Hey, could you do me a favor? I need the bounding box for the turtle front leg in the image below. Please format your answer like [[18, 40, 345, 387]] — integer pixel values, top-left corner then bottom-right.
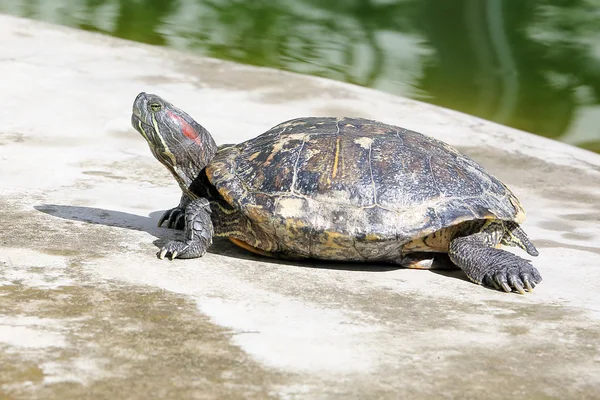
[[448, 231, 542, 294], [159, 198, 213, 259]]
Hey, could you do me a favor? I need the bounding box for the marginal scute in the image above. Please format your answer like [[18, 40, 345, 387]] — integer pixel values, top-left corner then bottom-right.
[[509, 195, 526, 223], [206, 116, 526, 260]]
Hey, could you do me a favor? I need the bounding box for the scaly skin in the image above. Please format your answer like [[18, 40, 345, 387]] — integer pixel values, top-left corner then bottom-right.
[[448, 221, 542, 294], [159, 198, 213, 259], [502, 221, 540, 256]]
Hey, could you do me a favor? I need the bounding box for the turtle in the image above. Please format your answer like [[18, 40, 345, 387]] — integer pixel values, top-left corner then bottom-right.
[[131, 92, 542, 294]]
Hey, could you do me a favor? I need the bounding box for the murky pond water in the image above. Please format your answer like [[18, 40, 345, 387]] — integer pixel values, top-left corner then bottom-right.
[[2, 0, 599, 152]]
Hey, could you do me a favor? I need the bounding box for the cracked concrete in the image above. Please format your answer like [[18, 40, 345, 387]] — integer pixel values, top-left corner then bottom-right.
[[1, 14, 600, 399]]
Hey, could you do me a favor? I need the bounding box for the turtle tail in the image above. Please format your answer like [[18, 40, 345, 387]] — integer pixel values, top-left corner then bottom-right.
[[502, 221, 539, 257]]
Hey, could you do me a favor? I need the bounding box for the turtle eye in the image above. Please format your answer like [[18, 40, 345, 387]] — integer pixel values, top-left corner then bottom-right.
[[150, 102, 162, 112]]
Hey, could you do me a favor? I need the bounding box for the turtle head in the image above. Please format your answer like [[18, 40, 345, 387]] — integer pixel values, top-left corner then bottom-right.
[[132, 92, 217, 189]]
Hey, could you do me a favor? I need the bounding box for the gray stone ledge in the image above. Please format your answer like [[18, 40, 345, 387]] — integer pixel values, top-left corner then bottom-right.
[[1, 14, 599, 400]]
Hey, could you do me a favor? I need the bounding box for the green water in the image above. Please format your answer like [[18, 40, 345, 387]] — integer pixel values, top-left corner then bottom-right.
[[2, 0, 600, 152]]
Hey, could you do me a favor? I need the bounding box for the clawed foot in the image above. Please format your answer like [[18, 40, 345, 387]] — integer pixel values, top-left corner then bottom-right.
[[479, 254, 542, 294], [158, 207, 185, 230], [450, 234, 543, 295], [155, 198, 214, 260], [158, 239, 208, 260]]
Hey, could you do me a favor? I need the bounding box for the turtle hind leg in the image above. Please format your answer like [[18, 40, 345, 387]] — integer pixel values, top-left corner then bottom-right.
[[501, 221, 539, 256], [448, 225, 542, 294]]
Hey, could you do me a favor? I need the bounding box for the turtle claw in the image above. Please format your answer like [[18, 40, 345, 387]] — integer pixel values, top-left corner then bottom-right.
[[172, 213, 185, 229], [483, 275, 500, 290], [157, 240, 198, 260], [513, 281, 526, 295], [500, 281, 512, 293], [524, 278, 534, 292], [508, 274, 527, 295], [159, 248, 168, 259], [158, 215, 166, 228], [483, 262, 541, 294], [158, 207, 185, 230], [157, 210, 172, 227], [154, 198, 213, 260], [455, 244, 542, 294]]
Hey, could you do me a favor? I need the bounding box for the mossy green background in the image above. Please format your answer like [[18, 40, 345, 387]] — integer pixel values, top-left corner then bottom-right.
[[2, 0, 599, 152]]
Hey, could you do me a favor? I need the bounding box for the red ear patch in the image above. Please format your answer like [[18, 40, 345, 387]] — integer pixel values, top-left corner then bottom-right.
[[167, 110, 202, 145]]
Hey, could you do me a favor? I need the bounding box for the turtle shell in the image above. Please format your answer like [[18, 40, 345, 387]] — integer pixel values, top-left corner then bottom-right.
[[206, 117, 525, 260]]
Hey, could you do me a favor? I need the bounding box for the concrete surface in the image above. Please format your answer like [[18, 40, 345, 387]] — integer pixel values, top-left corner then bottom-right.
[[1, 14, 600, 399]]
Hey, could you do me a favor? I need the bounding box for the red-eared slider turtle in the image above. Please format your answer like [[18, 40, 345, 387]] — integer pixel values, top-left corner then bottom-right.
[[131, 92, 541, 294]]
